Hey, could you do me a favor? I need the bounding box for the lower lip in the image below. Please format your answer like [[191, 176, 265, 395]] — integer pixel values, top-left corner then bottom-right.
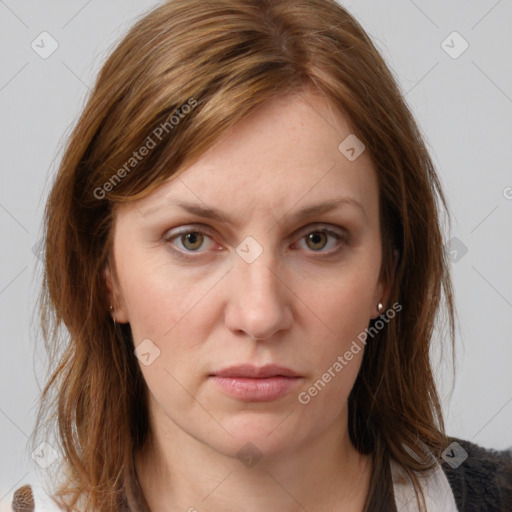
[[210, 376, 301, 401]]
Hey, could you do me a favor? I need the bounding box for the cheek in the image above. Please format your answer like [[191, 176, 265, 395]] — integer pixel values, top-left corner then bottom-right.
[[122, 277, 179, 343], [120, 269, 223, 389], [296, 263, 378, 391], [295, 309, 365, 423], [115, 249, 204, 342], [311, 267, 378, 338]]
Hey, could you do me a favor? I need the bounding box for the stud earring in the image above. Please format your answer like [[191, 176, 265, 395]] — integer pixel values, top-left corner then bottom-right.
[[109, 304, 116, 324], [377, 302, 384, 313]]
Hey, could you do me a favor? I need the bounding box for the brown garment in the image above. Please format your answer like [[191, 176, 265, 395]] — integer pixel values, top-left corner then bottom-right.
[[11, 484, 35, 512]]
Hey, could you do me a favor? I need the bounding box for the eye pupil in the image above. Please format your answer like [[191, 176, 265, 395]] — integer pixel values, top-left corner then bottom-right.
[[182, 232, 203, 250], [307, 231, 327, 250]]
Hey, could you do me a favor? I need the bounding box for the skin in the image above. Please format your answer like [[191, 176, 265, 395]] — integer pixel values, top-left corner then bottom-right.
[[105, 88, 393, 512]]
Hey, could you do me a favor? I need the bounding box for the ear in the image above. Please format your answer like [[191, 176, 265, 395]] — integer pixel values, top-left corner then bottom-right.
[[371, 248, 399, 319], [103, 262, 130, 324]]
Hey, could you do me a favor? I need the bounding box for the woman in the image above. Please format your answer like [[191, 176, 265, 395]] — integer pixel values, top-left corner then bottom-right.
[[12, 0, 511, 510]]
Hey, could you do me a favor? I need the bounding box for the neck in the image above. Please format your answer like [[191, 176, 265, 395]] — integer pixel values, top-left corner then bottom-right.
[[134, 407, 373, 512]]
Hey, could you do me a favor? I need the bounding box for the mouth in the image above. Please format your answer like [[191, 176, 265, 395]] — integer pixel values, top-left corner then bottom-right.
[[212, 364, 301, 379], [209, 364, 302, 402]]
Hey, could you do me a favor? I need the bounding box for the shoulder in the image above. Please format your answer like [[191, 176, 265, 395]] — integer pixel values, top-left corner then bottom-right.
[[11, 483, 62, 511], [440, 437, 512, 512]]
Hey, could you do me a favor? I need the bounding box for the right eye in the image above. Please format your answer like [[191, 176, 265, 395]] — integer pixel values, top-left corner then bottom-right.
[[163, 227, 220, 259]]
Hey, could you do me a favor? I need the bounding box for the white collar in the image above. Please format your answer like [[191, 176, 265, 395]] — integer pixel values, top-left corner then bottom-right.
[[29, 484, 61, 511], [391, 458, 459, 511]]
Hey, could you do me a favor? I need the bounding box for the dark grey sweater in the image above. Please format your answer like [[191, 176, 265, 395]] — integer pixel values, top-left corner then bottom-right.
[[438, 438, 512, 512], [366, 437, 512, 511]]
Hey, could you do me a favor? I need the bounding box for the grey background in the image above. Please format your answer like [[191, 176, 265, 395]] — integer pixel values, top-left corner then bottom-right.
[[1, 0, 511, 506]]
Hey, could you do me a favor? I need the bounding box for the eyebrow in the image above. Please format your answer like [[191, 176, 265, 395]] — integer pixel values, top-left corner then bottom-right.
[[142, 197, 367, 225]]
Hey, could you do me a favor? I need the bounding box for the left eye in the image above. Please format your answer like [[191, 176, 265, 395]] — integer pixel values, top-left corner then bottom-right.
[[294, 229, 343, 252]]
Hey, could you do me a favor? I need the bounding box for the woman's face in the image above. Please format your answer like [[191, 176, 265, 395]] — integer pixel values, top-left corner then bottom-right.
[[106, 90, 388, 460]]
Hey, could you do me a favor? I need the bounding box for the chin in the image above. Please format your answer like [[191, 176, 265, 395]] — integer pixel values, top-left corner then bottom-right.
[[213, 411, 304, 460]]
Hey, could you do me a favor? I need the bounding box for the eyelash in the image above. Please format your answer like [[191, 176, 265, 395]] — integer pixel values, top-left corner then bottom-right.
[[163, 224, 349, 260]]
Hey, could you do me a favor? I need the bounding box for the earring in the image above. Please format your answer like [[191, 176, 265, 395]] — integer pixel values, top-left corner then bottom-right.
[[109, 304, 116, 324], [377, 302, 384, 313]]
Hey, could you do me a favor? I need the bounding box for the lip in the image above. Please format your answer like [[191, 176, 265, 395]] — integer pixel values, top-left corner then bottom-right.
[[212, 364, 301, 378], [210, 364, 302, 402]]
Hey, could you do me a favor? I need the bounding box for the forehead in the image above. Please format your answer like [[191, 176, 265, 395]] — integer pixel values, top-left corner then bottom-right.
[[132, 90, 379, 225]]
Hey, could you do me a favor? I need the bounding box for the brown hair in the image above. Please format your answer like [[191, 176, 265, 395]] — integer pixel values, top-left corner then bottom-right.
[[33, 0, 455, 510]]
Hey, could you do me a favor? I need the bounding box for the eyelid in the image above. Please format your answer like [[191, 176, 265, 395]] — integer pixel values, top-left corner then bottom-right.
[[164, 222, 348, 239], [296, 222, 348, 238]]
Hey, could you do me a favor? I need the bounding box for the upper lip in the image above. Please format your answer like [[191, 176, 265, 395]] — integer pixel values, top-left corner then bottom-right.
[[211, 364, 301, 378]]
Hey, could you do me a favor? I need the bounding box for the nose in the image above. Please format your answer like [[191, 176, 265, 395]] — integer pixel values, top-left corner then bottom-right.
[[224, 249, 293, 341]]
